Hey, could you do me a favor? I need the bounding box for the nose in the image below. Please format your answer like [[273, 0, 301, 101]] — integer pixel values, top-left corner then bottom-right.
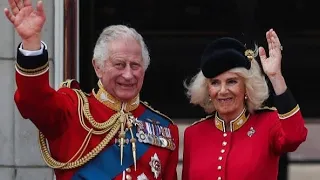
[[219, 84, 228, 94], [122, 66, 134, 80]]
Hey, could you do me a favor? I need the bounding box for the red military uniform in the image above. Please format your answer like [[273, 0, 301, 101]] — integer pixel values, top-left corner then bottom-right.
[[14, 45, 179, 180], [182, 90, 307, 180]]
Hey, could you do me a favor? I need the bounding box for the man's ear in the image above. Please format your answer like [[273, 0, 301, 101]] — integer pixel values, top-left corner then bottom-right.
[[92, 59, 103, 78]]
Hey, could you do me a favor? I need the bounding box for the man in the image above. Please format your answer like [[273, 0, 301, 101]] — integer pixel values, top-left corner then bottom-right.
[[4, 0, 179, 179]]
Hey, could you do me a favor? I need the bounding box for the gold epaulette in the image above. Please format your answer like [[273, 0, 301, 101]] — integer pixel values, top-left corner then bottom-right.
[[39, 88, 121, 169], [191, 114, 214, 126], [140, 101, 175, 124], [256, 106, 277, 112], [59, 79, 89, 96], [59, 79, 80, 89]]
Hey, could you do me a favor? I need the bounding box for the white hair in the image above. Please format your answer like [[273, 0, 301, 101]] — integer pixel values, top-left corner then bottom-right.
[[93, 25, 150, 70], [184, 57, 269, 114]]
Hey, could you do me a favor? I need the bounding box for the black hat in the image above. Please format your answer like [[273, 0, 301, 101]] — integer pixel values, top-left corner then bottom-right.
[[200, 37, 252, 78]]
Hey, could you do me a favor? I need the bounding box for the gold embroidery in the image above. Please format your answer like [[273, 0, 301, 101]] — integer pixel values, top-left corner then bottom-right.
[[16, 61, 49, 73], [215, 108, 249, 132], [278, 105, 300, 119], [59, 79, 76, 88], [191, 115, 213, 126], [15, 62, 49, 76], [92, 80, 139, 112]]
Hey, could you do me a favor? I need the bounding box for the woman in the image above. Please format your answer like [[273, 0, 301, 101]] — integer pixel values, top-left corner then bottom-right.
[[182, 29, 307, 180]]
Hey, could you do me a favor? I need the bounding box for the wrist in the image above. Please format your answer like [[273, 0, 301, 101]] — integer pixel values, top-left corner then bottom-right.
[[267, 72, 283, 81], [269, 74, 287, 95], [22, 35, 41, 51]]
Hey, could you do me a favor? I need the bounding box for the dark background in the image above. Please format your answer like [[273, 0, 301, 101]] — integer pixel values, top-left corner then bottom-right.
[[78, 1, 319, 179], [79, 0, 320, 119]]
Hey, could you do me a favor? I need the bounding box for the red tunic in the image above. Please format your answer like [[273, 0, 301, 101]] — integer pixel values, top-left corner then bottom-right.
[[182, 91, 307, 180], [14, 45, 179, 180]]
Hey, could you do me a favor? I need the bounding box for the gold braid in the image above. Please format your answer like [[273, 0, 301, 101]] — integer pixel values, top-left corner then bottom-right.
[[38, 89, 121, 169], [80, 89, 119, 130]]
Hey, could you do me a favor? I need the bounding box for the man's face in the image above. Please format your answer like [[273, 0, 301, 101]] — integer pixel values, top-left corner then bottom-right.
[[93, 37, 145, 102]]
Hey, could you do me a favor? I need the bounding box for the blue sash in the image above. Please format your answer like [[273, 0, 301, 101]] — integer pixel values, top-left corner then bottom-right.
[[72, 108, 170, 180]]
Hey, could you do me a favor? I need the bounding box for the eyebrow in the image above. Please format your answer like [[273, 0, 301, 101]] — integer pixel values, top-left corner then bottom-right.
[[110, 58, 143, 66], [211, 76, 239, 81], [227, 77, 239, 80]]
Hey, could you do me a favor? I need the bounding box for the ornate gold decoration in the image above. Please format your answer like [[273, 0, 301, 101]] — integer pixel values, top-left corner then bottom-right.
[[215, 108, 249, 132], [245, 49, 254, 61], [92, 80, 139, 112], [38, 89, 121, 169], [39, 86, 140, 170], [15, 61, 49, 76], [278, 104, 300, 119]]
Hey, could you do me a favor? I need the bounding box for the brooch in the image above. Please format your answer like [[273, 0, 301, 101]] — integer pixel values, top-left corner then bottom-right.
[[149, 153, 161, 179], [247, 127, 256, 137]]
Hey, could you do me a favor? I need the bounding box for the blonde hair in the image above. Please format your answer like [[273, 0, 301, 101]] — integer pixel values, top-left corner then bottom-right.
[[185, 57, 269, 114]]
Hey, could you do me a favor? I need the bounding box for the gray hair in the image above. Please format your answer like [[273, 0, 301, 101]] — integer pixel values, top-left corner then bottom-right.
[[185, 56, 269, 114], [93, 25, 150, 70]]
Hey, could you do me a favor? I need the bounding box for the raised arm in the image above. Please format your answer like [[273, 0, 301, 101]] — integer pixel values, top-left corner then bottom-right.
[[259, 29, 308, 153], [5, 0, 77, 139]]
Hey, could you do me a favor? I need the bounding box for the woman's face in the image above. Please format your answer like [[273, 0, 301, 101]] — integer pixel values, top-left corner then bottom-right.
[[207, 70, 246, 120]]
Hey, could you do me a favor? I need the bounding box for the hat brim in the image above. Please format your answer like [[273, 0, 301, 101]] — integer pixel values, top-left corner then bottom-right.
[[201, 49, 251, 78]]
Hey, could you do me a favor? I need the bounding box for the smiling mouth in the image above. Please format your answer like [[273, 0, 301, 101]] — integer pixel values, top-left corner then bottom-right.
[[218, 98, 232, 102], [118, 83, 134, 88]]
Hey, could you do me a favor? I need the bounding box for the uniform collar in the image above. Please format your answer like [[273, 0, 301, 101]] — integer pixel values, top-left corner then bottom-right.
[[92, 80, 140, 112], [214, 108, 250, 132]]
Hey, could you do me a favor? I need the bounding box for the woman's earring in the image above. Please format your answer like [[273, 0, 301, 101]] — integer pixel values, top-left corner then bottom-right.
[[209, 97, 212, 102], [245, 94, 248, 100]]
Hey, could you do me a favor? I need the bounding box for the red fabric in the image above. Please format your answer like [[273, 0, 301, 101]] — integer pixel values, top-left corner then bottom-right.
[[182, 111, 307, 180], [14, 71, 179, 180]]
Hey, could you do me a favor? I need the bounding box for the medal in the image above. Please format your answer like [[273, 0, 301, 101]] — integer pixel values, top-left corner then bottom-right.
[[135, 119, 175, 150], [137, 173, 149, 180], [149, 153, 161, 179]]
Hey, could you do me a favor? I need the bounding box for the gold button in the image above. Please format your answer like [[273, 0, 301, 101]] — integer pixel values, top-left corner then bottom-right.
[[218, 156, 223, 160], [217, 166, 222, 170], [126, 168, 131, 173], [126, 174, 132, 180], [222, 141, 227, 146], [221, 149, 225, 153], [218, 177, 222, 180], [223, 133, 227, 137]]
